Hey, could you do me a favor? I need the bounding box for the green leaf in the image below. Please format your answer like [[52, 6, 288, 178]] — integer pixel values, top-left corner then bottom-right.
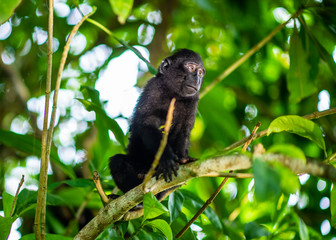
[[136, 229, 154, 240], [109, 0, 134, 24], [16, 189, 37, 216], [79, 86, 126, 150], [252, 158, 281, 202], [287, 25, 317, 103], [116, 221, 128, 238], [145, 219, 172, 240], [276, 163, 300, 195], [298, 218, 309, 240], [309, 32, 336, 77], [0, 0, 22, 24], [331, 185, 336, 229], [202, 203, 223, 230], [143, 192, 168, 222], [267, 144, 306, 163], [62, 179, 95, 188], [76, 99, 125, 149], [170, 212, 197, 240], [0, 216, 16, 240], [244, 222, 270, 240], [180, 190, 223, 230], [0, 129, 76, 179], [46, 192, 68, 206], [267, 115, 326, 154], [168, 191, 184, 223], [2, 192, 14, 217], [17, 204, 36, 217], [80, 86, 101, 107], [116, 38, 157, 74]]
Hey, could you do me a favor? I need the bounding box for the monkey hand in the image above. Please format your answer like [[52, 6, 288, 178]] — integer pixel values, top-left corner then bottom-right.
[[154, 157, 179, 182]]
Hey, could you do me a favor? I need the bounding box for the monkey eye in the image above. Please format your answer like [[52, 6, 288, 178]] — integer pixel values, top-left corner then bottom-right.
[[185, 63, 197, 72], [197, 68, 205, 77]]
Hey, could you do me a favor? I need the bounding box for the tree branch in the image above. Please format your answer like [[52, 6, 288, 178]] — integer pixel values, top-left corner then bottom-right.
[[222, 107, 336, 153], [74, 153, 336, 240]]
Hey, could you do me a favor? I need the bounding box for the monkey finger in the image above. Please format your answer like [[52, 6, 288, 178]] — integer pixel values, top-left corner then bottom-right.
[[167, 172, 173, 182], [164, 172, 170, 182], [172, 166, 178, 177]]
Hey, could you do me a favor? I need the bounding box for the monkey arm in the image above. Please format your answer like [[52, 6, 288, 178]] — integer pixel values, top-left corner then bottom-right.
[[140, 126, 179, 181]]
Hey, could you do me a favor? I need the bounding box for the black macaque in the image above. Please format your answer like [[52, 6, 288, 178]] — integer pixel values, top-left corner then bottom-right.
[[109, 49, 205, 195]]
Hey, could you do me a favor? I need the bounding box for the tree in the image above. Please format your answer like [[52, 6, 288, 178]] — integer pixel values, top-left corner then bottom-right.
[[0, 0, 335, 239]]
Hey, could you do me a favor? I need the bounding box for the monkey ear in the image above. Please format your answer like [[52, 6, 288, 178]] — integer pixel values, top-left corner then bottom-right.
[[159, 58, 171, 74]]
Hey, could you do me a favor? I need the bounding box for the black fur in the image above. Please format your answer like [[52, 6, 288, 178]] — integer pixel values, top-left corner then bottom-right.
[[109, 49, 205, 193]]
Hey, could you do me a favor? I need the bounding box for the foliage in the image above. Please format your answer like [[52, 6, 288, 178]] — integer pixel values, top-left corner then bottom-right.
[[0, 0, 336, 239]]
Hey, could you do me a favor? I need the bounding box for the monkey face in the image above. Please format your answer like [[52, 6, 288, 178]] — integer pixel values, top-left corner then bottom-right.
[[158, 49, 205, 98], [182, 62, 205, 96]]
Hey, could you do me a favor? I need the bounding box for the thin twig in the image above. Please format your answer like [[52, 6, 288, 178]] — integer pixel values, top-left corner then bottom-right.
[[93, 171, 109, 204], [242, 122, 261, 152], [199, 9, 303, 99], [175, 174, 230, 238], [176, 122, 260, 238], [142, 98, 176, 190], [10, 175, 24, 217]]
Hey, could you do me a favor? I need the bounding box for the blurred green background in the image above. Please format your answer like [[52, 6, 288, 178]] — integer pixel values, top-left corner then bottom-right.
[[0, 0, 336, 239]]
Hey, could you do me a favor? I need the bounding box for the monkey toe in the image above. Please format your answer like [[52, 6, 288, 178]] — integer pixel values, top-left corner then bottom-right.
[[154, 159, 179, 182]]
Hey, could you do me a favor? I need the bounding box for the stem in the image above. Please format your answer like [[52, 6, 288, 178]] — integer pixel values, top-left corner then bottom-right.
[[34, 0, 53, 238], [199, 9, 303, 99], [35, 9, 95, 240], [10, 175, 24, 217]]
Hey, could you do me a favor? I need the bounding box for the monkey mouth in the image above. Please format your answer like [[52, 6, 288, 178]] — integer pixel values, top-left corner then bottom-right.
[[185, 85, 198, 92]]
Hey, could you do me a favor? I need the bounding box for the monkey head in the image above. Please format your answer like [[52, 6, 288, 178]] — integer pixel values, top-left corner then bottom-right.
[[158, 49, 206, 98]]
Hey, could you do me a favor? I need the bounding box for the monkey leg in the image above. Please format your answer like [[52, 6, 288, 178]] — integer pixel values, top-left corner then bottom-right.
[[109, 154, 143, 193]]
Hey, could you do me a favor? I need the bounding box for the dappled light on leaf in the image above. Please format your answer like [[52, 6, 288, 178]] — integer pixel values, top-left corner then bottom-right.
[[267, 115, 326, 154]]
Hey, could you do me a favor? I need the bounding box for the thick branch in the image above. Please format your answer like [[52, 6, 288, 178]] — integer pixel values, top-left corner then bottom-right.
[[74, 153, 336, 240]]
